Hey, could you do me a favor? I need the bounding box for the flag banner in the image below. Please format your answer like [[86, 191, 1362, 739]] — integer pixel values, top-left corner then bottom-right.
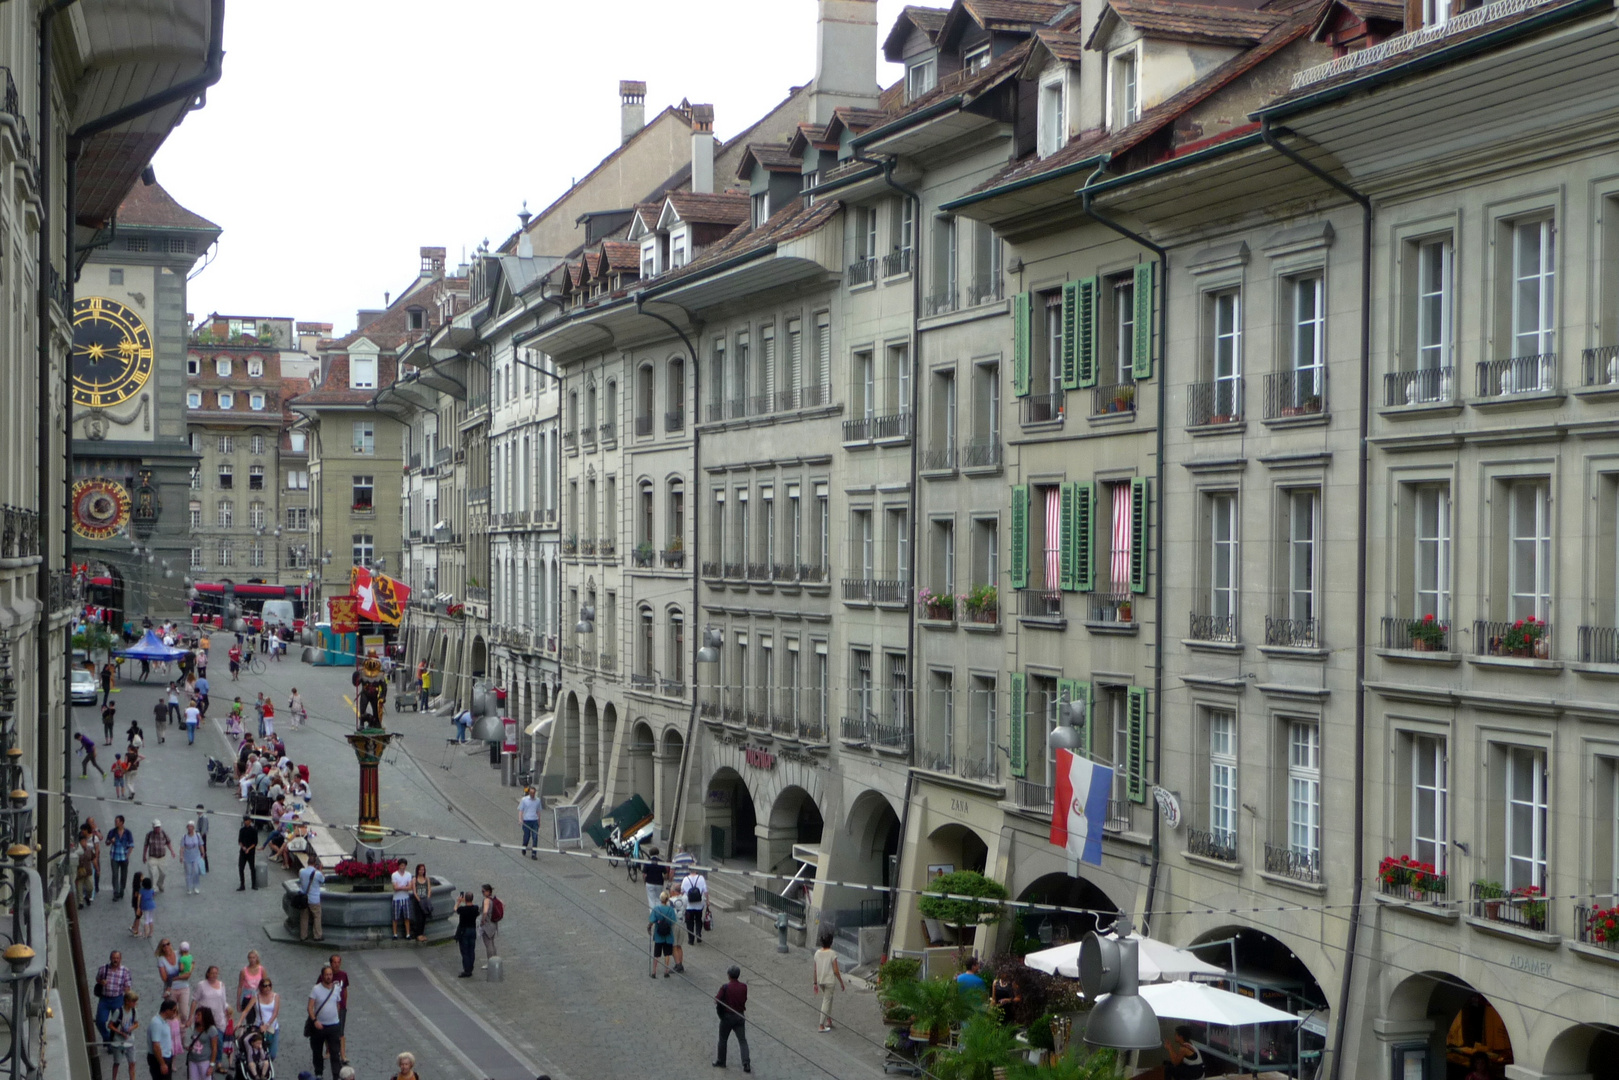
[[351, 566, 410, 626], [1050, 747, 1113, 867]]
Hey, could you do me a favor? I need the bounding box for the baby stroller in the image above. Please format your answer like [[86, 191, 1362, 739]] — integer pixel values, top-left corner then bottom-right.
[[233, 1027, 273, 1079]]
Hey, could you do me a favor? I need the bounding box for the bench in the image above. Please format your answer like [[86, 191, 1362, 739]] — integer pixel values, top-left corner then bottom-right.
[[295, 806, 349, 865]]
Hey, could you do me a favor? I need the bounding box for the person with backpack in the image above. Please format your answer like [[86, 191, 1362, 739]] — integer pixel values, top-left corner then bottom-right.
[[453, 891, 479, 977], [679, 868, 708, 945], [647, 890, 678, 978], [478, 883, 502, 965]]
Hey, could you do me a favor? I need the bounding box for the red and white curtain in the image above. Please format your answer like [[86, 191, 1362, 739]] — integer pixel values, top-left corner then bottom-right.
[[1046, 487, 1062, 591], [1111, 484, 1132, 591]]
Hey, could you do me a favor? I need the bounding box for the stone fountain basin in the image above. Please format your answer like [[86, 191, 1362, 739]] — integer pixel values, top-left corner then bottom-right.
[[271, 875, 458, 947]]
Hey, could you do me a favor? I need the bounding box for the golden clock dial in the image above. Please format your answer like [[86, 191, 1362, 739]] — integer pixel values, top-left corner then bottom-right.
[[71, 296, 154, 408]]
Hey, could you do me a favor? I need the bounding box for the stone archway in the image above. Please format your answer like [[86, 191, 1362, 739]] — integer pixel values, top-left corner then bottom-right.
[[561, 691, 581, 787], [582, 698, 600, 784], [823, 789, 901, 928], [704, 767, 756, 862], [1189, 925, 1332, 1074], [470, 635, 487, 678], [656, 727, 683, 831], [760, 785, 824, 877], [628, 721, 657, 811], [600, 702, 620, 798], [1382, 971, 1517, 1080], [1543, 1023, 1619, 1080], [923, 821, 990, 876], [1015, 872, 1122, 948]]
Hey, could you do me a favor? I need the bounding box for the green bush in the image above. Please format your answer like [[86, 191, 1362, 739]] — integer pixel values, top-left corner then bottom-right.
[[885, 975, 985, 1045], [927, 1012, 1019, 1080], [918, 870, 1010, 934]]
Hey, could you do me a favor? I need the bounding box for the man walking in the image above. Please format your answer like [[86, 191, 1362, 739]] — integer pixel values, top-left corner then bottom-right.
[[236, 814, 259, 891], [141, 820, 174, 893], [642, 848, 667, 910], [93, 949, 133, 1044], [679, 865, 708, 945], [166, 684, 181, 726], [100, 659, 115, 706], [107, 816, 134, 899], [518, 787, 541, 859], [77, 731, 106, 778], [298, 857, 326, 942], [713, 966, 751, 1072], [307, 964, 343, 1078], [328, 953, 351, 1064], [146, 999, 176, 1080]]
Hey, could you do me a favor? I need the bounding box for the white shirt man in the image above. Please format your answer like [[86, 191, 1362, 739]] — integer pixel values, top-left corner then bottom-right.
[[390, 865, 414, 938], [517, 790, 541, 859], [679, 870, 708, 945]]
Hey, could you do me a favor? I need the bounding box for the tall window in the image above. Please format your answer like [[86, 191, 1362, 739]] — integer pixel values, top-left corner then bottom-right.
[[218, 435, 234, 454], [250, 435, 265, 455], [905, 57, 936, 101], [1414, 484, 1451, 621], [887, 343, 910, 416], [854, 350, 875, 421], [352, 422, 375, 455], [933, 216, 957, 305], [249, 466, 265, 490], [816, 485, 830, 571], [1112, 277, 1136, 387], [190, 546, 203, 570], [784, 319, 802, 407], [189, 505, 202, 530], [1412, 735, 1447, 874], [1212, 289, 1241, 416], [1504, 746, 1547, 891], [352, 533, 375, 568], [850, 648, 873, 723], [1111, 50, 1139, 128], [1209, 493, 1238, 620], [852, 509, 873, 579], [218, 541, 233, 567], [1288, 721, 1321, 862], [1208, 710, 1237, 848], [1290, 274, 1325, 402], [1039, 78, 1065, 157], [1287, 490, 1318, 625], [1511, 218, 1556, 358], [886, 507, 908, 581], [787, 484, 802, 567], [352, 476, 374, 509], [216, 499, 233, 528], [350, 356, 377, 389], [814, 313, 831, 400], [1508, 479, 1551, 622], [761, 486, 775, 565], [1416, 237, 1452, 372], [215, 357, 231, 377], [249, 501, 265, 529]]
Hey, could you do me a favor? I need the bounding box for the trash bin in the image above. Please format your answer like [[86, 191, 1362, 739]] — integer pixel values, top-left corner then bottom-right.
[[488, 740, 499, 767]]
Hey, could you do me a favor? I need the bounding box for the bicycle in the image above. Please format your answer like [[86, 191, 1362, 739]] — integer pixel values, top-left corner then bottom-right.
[[243, 652, 266, 676]]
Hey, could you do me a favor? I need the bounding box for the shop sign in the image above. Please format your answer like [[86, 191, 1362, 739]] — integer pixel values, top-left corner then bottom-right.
[[743, 745, 775, 770]]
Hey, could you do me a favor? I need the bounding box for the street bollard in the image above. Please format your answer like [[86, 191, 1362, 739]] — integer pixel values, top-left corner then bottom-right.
[[776, 910, 789, 953], [486, 956, 504, 982]]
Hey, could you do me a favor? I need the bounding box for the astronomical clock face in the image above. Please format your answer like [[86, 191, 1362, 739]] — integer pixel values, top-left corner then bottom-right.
[[72, 478, 131, 540], [71, 297, 154, 408]]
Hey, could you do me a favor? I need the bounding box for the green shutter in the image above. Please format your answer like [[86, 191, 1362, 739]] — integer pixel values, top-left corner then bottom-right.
[[1130, 477, 1149, 595], [1126, 686, 1148, 802], [1059, 483, 1076, 591], [1013, 292, 1032, 398], [1061, 281, 1079, 390], [1072, 481, 1094, 593], [1077, 277, 1098, 389], [1009, 485, 1029, 590], [1008, 671, 1027, 778], [1132, 262, 1155, 380]]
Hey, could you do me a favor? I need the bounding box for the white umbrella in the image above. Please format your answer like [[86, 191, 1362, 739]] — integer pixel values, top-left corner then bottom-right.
[[1105, 980, 1298, 1026], [1025, 934, 1224, 982]]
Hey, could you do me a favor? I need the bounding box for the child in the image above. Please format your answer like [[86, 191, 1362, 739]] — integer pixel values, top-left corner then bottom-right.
[[128, 875, 149, 936], [110, 756, 129, 800]]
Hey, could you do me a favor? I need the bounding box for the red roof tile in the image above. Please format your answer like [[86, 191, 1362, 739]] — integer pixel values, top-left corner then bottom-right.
[[115, 181, 219, 232], [664, 191, 751, 227], [1090, 0, 1284, 47]]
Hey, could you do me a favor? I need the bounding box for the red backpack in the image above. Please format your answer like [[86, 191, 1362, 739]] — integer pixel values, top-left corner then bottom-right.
[[489, 896, 504, 923]]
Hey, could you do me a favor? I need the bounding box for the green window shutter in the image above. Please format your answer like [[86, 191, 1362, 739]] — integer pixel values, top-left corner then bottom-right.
[[1132, 262, 1155, 380], [1073, 481, 1094, 593], [1009, 485, 1029, 590], [1126, 686, 1148, 802], [1130, 477, 1150, 595], [1013, 292, 1032, 398], [1008, 671, 1027, 778], [1059, 483, 1077, 591], [1061, 281, 1080, 390], [1077, 277, 1098, 389]]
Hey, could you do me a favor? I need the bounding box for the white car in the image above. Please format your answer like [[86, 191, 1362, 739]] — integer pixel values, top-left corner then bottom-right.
[[70, 669, 97, 705]]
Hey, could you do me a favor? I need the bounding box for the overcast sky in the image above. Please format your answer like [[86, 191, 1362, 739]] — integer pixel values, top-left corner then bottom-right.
[[154, 0, 912, 336]]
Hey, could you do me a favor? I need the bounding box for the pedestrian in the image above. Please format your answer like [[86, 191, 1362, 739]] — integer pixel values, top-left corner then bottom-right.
[[410, 863, 432, 942], [104, 700, 119, 744], [305, 965, 343, 1079], [713, 966, 752, 1073], [175, 944, 196, 1022], [228, 644, 241, 681], [181, 823, 205, 895], [518, 787, 541, 859], [93, 949, 134, 1045], [478, 883, 501, 964], [147, 999, 177, 1080], [75, 826, 96, 907], [391, 1051, 420, 1080], [417, 669, 430, 712], [184, 701, 200, 745], [155, 940, 186, 1022], [671, 843, 696, 879], [78, 731, 107, 778], [168, 684, 182, 726], [192, 967, 228, 1036], [288, 689, 306, 728], [236, 814, 259, 891], [237, 951, 267, 1011], [101, 659, 115, 705], [679, 866, 708, 945], [648, 890, 677, 978], [668, 883, 687, 973], [453, 707, 472, 744], [390, 861, 413, 939], [134, 876, 157, 938], [143, 819, 174, 893], [956, 956, 986, 992], [138, 656, 151, 682], [105, 989, 140, 1080], [1164, 1025, 1206, 1080], [261, 698, 276, 739], [298, 858, 325, 942], [183, 1006, 220, 1080], [237, 978, 279, 1061], [327, 953, 351, 1064], [812, 931, 846, 1032], [86, 816, 105, 897], [195, 806, 210, 873], [453, 891, 478, 977], [108, 816, 134, 899], [642, 847, 667, 910], [194, 675, 209, 717], [254, 693, 266, 737], [152, 698, 169, 743]]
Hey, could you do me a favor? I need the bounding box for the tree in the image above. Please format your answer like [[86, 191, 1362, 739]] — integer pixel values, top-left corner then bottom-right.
[[885, 974, 985, 1045], [928, 1011, 1019, 1080], [918, 870, 1010, 940]]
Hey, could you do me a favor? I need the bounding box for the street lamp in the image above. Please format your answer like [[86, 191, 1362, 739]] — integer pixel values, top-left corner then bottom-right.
[[1051, 692, 1086, 752], [574, 603, 595, 635], [696, 626, 722, 664], [1080, 915, 1160, 1050]]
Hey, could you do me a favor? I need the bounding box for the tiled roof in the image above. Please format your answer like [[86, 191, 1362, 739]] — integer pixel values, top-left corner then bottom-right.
[[600, 241, 641, 273], [287, 356, 396, 409], [115, 181, 219, 232], [1035, 28, 1090, 62], [738, 142, 801, 179], [905, 5, 949, 34], [1090, 0, 1284, 48], [858, 37, 1035, 144], [664, 191, 751, 227], [645, 198, 843, 291], [961, 0, 1069, 29], [883, 5, 950, 58]]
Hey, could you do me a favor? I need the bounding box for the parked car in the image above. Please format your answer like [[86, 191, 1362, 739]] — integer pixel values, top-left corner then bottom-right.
[[70, 669, 97, 705]]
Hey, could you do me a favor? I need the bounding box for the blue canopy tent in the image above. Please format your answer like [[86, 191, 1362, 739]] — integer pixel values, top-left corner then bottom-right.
[[116, 630, 190, 662]]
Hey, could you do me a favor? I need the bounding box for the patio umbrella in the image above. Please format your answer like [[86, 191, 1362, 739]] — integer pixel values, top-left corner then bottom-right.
[[1121, 980, 1299, 1026], [1025, 934, 1224, 982]]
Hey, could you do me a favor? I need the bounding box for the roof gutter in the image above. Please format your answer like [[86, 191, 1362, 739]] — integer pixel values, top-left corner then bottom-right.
[[1081, 130, 1265, 197], [849, 95, 965, 149], [638, 244, 779, 302], [940, 152, 1108, 212]]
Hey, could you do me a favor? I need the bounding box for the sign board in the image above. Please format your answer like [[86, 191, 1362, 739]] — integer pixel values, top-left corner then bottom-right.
[[328, 595, 360, 635], [553, 804, 582, 848], [743, 745, 775, 769], [1153, 786, 1183, 830], [360, 634, 386, 659], [502, 717, 519, 754]]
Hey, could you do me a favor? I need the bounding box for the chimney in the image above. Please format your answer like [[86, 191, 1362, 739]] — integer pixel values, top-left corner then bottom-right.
[[420, 246, 447, 279], [690, 104, 715, 195], [811, 0, 879, 124], [620, 80, 647, 145]]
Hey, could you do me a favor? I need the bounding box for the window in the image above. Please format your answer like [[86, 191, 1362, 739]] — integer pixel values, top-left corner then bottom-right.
[[352, 533, 375, 568], [1411, 734, 1447, 875], [1287, 721, 1321, 863], [1510, 217, 1556, 359], [286, 470, 308, 490], [931, 518, 956, 597], [249, 501, 265, 529], [783, 319, 803, 408], [964, 43, 991, 73], [285, 507, 308, 530], [186, 390, 202, 408], [849, 648, 873, 724], [785, 483, 802, 568], [1111, 49, 1139, 128], [731, 331, 750, 415], [1203, 492, 1238, 629], [887, 653, 908, 726], [217, 541, 233, 567], [1210, 289, 1242, 419], [1503, 746, 1547, 891], [350, 356, 377, 389], [1039, 77, 1066, 158], [1208, 709, 1237, 849], [187, 357, 199, 375], [750, 193, 769, 230], [189, 546, 203, 569], [1034, 290, 1064, 413], [1506, 479, 1551, 623], [669, 611, 685, 686], [971, 517, 999, 599], [855, 206, 878, 264], [760, 486, 774, 565], [815, 483, 830, 571], [408, 308, 426, 331], [1288, 274, 1325, 406], [1423, 0, 1452, 25], [215, 357, 231, 377], [352, 422, 375, 455], [886, 342, 911, 417], [250, 435, 264, 455], [248, 466, 264, 491], [1413, 483, 1451, 622], [972, 675, 998, 779], [927, 368, 956, 465], [853, 349, 875, 422], [931, 216, 958, 310], [250, 542, 265, 568], [352, 476, 374, 509], [885, 507, 908, 581], [759, 325, 776, 409], [813, 313, 831, 400], [218, 464, 234, 489], [247, 357, 263, 378], [671, 230, 688, 269], [1285, 490, 1318, 626], [218, 390, 234, 410], [217, 435, 234, 454], [892, 200, 915, 271], [640, 482, 655, 548], [669, 481, 685, 548], [110, 268, 124, 285], [638, 607, 655, 678], [189, 504, 201, 530], [852, 509, 874, 579], [1416, 237, 1452, 377], [249, 392, 265, 410], [970, 361, 1000, 456], [905, 57, 936, 101], [969, 222, 1001, 305]]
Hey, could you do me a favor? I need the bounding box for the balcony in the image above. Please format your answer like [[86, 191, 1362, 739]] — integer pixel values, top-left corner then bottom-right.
[[872, 412, 912, 440], [1477, 354, 1558, 398], [925, 288, 959, 317], [434, 446, 453, 466], [1378, 865, 1449, 903], [469, 485, 491, 503], [1187, 379, 1244, 427], [918, 593, 956, 623], [560, 645, 579, 665], [966, 275, 1004, 307], [1016, 779, 1052, 810], [1092, 380, 1137, 417], [563, 430, 577, 451], [920, 446, 956, 473], [1263, 369, 1326, 420], [561, 538, 578, 556], [848, 257, 878, 288], [600, 420, 616, 443], [918, 749, 1000, 784], [842, 578, 872, 602], [665, 408, 685, 432], [598, 652, 617, 673], [882, 249, 912, 277], [1088, 584, 1136, 626], [799, 562, 830, 585], [1583, 346, 1619, 388], [1021, 392, 1064, 425], [1474, 618, 1551, 659], [630, 673, 656, 692], [1022, 589, 1063, 620], [723, 561, 746, 579], [745, 710, 769, 731], [961, 438, 1002, 470], [661, 549, 685, 569], [801, 383, 831, 408], [797, 717, 828, 743], [701, 560, 722, 579], [1190, 613, 1238, 644], [840, 716, 910, 751], [1579, 625, 1619, 664], [721, 704, 744, 725], [771, 563, 798, 584], [1104, 799, 1135, 834], [774, 386, 800, 412], [727, 398, 748, 420], [962, 598, 1000, 629], [843, 416, 873, 442], [746, 561, 771, 581], [1187, 827, 1238, 863], [1385, 366, 1456, 407], [409, 452, 423, 470], [1471, 881, 1549, 933], [581, 426, 596, 447], [769, 714, 798, 738], [705, 403, 726, 423], [581, 539, 597, 557], [1263, 843, 1322, 884], [661, 678, 685, 698], [874, 579, 910, 605], [1265, 616, 1319, 649], [632, 546, 655, 568], [699, 700, 721, 720], [1574, 903, 1619, 952], [1382, 615, 1451, 653]]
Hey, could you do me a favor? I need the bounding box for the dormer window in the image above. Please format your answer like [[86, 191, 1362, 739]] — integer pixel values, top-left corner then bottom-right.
[[350, 355, 377, 389], [247, 357, 263, 378], [1423, 0, 1452, 25], [641, 239, 658, 278], [964, 44, 992, 74], [215, 357, 231, 377], [186, 391, 202, 408], [217, 390, 234, 409], [671, 229, 689, 269], [1110, 49, 1140, 129], [752, 192, 770, 229], [1038, 75, 1067, 158], [905, 57, 937, 102], [407, 307, 426, 330]]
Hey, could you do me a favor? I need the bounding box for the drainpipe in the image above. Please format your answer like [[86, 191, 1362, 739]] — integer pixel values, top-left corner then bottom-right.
[[632, 296, 703, 848], [854, 152, 922, 958], [1078, 160, 1169, 929], [1258, 117, 1370, 1080]]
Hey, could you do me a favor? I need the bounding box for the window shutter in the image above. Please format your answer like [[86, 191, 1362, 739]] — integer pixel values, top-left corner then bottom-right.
[[1132, 263, 1155, 380], [1130, 477, 1149, 595], [1126, 686, 1148, 802], [1077, 277, 1098, 389], [1008, 672, 1027, 778], [1010, 485, 1029, 590], [1061, 281, 1080, 390], [1073, 481, 1094, 593], [1013, 292, 1032, 398], [1059, 483, 1077, 591]]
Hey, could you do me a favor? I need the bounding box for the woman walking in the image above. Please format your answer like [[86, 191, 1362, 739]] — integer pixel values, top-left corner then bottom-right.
[[156, 939, 187, 1020], [478, 883, 500, 965], [391, 1051, 421, 1080], [453, 891, 479, 977], [183, 1006, 220, 1080], [236, 950, 268, 1011], [288, 689, 306, 728], [238, 976, 280, 1060], [191, 966, 228, 1031], [411, 863, 432, 943], [181, 823, 205, 895], [812, 930, 847, 1032]]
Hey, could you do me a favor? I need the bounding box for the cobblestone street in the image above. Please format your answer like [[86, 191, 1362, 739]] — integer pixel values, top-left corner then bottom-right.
[[70, 644, 889, 1079]]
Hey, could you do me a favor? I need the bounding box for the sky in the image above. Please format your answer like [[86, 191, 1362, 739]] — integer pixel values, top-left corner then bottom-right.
[[154, 0, 913, 336]]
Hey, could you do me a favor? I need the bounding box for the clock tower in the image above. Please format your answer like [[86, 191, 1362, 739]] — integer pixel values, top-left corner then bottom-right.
[[71, 181, 220, 622]]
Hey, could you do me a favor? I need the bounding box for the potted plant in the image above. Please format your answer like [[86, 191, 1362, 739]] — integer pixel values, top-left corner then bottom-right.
[[886, 973, 983, 1045], [962, 584, 998, 624], [918, 870, 1009, 947], [1408, 614, 1448, 651], [1512, 885, 1547, 930], [1586, 903, 1619, 944], [1474, 879, 1507, 920], [1115, 385, 1136, 412], [919, 586, 954, 621], [876, 955, 921, 1025], [1304, 394, 1323, 413], [927, 1011, 1019, 1080], [1117, 600, 1132, 622], [1499, 616, 1546, 657], [635, 541, 655, 567]]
